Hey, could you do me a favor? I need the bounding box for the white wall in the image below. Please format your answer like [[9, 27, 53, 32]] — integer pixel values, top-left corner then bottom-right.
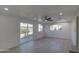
[[0, 14, 45, 51], [71, 12, 79, 50], [75, 11, 79, 51], [44, 22, 72, 40], [71, 18, 76, 46], [0, 14, 19, 51]]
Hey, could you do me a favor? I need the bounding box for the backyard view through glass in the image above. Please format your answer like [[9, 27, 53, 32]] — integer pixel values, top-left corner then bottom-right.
[[20, 23, 33, 38]]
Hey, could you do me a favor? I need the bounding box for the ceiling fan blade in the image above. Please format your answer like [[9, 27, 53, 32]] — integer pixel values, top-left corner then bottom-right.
[[44, 16, 54, 21]]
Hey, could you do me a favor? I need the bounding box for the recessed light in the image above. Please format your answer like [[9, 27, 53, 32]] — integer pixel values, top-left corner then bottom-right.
[[59, 12, 63, 16], [4, 8, 8, 11]]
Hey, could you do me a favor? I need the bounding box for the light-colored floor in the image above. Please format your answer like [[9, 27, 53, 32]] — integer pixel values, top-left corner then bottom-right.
[[9, 37, 73, 53]]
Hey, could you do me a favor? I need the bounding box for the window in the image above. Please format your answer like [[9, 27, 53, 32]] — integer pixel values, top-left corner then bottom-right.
[[20, 23, 33, 38], [20, 23, 28, 38], [28, 24, 33, 35], [50, 24, 62, 31], [38, 24, 43, 32]]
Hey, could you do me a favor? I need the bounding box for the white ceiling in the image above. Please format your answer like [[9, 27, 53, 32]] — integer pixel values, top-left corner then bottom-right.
[[0, 5, 79, 22]]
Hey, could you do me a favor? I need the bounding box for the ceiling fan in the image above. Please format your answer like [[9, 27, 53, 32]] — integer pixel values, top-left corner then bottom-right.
[[37, 12, 63, 22], [43, 12, 63, 22], [44, 16, 53, 21]]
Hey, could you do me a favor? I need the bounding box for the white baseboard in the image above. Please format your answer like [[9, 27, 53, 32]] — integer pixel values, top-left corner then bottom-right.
[[46, 36, 70, 40]]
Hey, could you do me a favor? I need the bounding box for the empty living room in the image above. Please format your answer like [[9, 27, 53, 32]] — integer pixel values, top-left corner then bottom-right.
[[0, 5, 79, 53]]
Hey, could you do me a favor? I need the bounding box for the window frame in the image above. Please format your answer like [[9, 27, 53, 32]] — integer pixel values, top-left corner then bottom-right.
[[20, 22, 33, 38], [50, 24, 62, 31], [38, 24, 43, 32]]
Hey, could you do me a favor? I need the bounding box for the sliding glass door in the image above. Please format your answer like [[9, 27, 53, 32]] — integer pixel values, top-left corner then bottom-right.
[[20, 22, 33, 44]]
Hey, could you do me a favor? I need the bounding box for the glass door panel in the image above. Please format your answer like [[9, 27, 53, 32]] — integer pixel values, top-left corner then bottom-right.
[[20, 22, 33, 44]]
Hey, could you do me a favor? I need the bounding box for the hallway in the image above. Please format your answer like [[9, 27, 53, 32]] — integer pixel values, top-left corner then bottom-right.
[[9, 37, 73, 53]]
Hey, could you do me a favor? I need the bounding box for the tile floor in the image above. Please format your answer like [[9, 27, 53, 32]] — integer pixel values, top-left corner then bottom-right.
[[8, 37, 73, 53]]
